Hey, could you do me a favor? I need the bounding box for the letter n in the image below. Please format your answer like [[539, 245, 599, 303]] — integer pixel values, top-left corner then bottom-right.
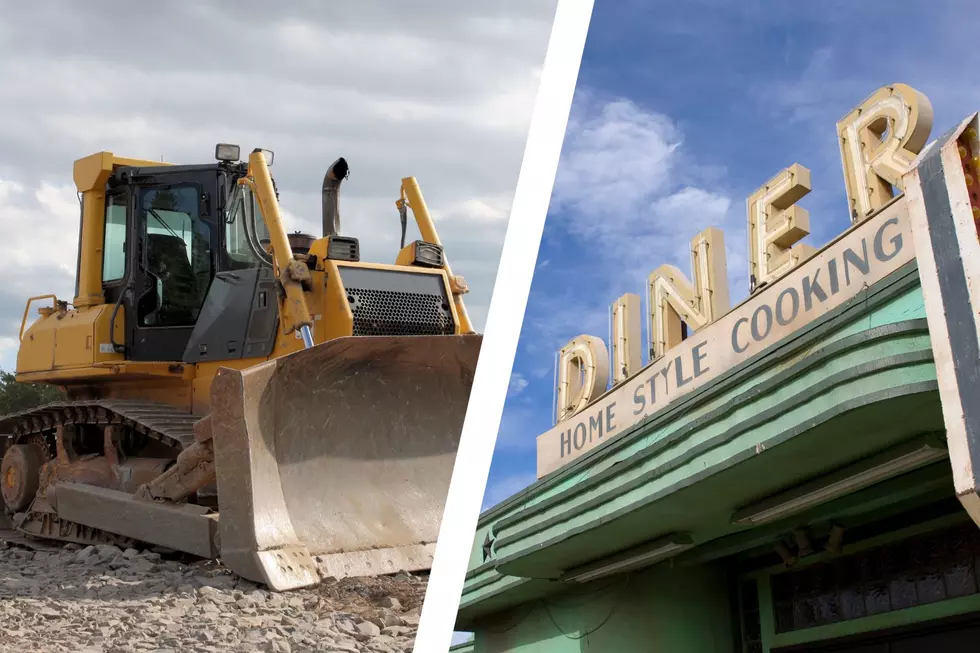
[[648, 227, 730, 360]]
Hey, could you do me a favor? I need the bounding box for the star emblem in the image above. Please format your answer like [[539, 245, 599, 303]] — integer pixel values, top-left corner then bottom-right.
[[482, 532, 494, 562]]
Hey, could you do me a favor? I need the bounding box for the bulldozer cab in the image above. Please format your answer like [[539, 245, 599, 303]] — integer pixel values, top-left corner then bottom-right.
[[101, 162, 273, 362]]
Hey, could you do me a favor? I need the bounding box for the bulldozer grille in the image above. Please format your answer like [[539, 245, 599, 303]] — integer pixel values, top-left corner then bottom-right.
[[340, 267, 455, 337]]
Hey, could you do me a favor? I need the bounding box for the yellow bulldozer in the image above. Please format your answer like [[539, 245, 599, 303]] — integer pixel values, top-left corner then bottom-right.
[[0, 146, 482, 590]]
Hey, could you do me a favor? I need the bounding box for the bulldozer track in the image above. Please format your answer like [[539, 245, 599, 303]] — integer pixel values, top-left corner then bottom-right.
[[0, 400, 199, 452], [0, 400, 202, 549]]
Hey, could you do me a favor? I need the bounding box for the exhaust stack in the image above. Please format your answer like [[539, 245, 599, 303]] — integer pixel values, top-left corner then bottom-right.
[[321, 157, 349, 238]]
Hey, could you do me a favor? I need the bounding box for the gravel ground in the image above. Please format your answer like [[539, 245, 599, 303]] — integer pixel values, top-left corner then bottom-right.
[[0, 535, 426, 653]]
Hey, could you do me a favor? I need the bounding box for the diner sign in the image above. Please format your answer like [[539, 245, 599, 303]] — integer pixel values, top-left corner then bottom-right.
[[536, 201, 914, 476], [535, 83, 935, 479]]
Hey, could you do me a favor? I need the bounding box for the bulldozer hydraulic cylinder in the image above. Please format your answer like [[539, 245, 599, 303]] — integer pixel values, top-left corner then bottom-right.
[[137, 440, 216, 503]]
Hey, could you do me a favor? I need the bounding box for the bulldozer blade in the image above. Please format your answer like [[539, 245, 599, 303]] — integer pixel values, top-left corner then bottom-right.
[[210, 334, 482, 591]]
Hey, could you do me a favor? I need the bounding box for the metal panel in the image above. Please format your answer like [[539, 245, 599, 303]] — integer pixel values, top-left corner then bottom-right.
[[243, 266, 278, 358], [183, 269, 259, 363], [904, 112, 980, 527]]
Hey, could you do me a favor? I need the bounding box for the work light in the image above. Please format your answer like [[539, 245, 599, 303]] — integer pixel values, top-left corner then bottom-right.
[[214, 143, 240, 162]]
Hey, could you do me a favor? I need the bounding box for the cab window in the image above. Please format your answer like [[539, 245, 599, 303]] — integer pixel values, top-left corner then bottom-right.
[[102, 194, 128, 283], [224, 185, 271, 269], [138, 186, 213, 327]]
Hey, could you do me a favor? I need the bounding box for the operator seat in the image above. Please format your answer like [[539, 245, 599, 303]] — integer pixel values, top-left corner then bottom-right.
[[144, 234, 200, 326]]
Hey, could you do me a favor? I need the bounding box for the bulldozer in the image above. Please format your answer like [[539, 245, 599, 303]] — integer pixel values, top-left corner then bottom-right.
[[0, 145, 482, 590]]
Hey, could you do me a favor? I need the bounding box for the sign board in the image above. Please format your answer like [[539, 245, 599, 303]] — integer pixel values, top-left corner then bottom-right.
[[537, 200, 915, 477], [905, 113, 980, 527], [537, 84, 937, 479]]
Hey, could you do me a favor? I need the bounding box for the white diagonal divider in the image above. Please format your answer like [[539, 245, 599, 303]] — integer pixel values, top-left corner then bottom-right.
[[412, 1, 596, 650]]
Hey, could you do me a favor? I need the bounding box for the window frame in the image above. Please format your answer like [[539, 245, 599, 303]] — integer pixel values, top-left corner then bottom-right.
[[222, 180, 273, 270]]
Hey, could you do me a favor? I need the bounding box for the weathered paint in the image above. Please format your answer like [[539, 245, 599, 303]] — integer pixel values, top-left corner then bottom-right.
[[906, 113, 980, 526]]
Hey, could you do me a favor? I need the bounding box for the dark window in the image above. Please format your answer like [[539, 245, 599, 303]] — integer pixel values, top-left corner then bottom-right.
[[769, 522, 980, 634], [741, 579, 763, 653], [139, 186, 212, 327]]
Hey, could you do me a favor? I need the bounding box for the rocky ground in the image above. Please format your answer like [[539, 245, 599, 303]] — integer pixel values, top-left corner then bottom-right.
[[0, 534, 426, 653]]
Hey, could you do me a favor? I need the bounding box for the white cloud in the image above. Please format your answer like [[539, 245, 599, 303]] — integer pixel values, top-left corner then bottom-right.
[[550, 92, 737, 291], [507, 373, 529, 397], [0, 2, 557, 372], [552, 96, 680, 220], [0, 338, 18, 370]]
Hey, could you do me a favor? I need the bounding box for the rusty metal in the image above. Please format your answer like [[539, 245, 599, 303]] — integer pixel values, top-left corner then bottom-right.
[[104, 424, 120, 472], [40, 456, 171, 502], [0, 400, 198, 548], [193, 414, 213, 443], [210, 333, 482, 590], [39, 454, 113, 498], [0, 332, 481, 590], [136, 441, 215, 503], [54, 424, 74, 464], [1, 443, 45, 512], [16, 495, 136, 549]]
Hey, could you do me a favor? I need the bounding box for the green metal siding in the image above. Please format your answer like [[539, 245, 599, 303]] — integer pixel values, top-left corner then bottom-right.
[[473, 564, 735, 653]]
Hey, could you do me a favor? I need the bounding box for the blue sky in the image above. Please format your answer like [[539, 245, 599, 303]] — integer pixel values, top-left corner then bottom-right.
[[481, 0, 980, 510]]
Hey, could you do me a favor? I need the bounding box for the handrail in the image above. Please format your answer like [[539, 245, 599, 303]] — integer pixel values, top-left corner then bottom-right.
[[399, 177, 475, 334], [19, 294, 59, 340]]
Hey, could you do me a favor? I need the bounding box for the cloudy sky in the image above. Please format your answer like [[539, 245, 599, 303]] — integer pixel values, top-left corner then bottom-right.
[[0, 0, 557, 371], [484, 0, 980, 508]]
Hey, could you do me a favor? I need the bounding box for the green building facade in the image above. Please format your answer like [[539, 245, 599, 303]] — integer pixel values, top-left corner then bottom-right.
[[455, 109, 980, 652]]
